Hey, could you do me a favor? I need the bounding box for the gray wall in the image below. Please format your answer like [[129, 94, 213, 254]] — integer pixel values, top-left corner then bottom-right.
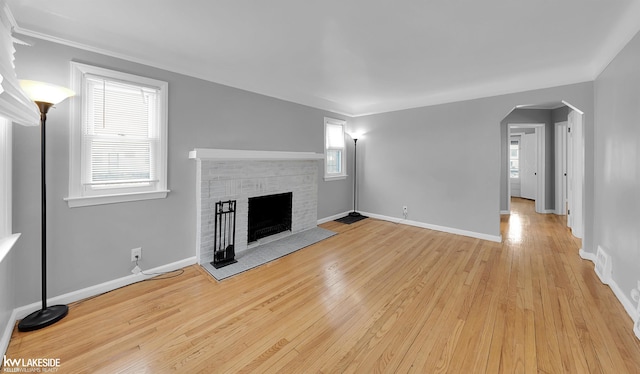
[[552, 106, 570, 124], [351, 82, 593, 244], [593, 29, 640, 300], [12, 38, 352, 306]]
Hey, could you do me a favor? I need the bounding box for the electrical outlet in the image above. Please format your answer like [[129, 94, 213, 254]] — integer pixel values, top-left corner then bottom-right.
[[403, 206, 408, 216], [131, 247, 142, 262]]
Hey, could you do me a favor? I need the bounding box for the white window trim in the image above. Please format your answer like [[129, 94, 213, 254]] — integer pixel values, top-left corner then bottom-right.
[[324, 117, 347, 181], [66, 62, 169, 207], [0, 116, 20, 263]]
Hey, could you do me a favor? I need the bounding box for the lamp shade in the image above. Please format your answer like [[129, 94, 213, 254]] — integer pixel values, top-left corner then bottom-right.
[[19, 80, 75, 105], [347, 131, 365, 141]]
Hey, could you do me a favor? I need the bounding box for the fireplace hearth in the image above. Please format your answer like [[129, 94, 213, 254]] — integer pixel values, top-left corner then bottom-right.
[[248, 192, 293, 242]]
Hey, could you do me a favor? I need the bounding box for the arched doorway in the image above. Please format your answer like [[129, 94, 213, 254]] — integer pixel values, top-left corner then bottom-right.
[[500, 100, 585, 240]]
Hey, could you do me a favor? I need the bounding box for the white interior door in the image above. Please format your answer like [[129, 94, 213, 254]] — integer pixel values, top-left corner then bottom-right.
[[520, 132, 537, 200]]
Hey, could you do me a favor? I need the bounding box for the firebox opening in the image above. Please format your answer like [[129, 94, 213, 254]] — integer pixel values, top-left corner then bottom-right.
[[248, 192, 293, 243]]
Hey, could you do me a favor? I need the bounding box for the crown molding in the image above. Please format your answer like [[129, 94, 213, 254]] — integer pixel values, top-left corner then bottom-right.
[[590, 0, 640, 78], [9, 2, 640, 117]]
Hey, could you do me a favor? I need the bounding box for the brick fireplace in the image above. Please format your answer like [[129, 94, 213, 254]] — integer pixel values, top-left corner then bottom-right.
[[190, 149, 324, 265]]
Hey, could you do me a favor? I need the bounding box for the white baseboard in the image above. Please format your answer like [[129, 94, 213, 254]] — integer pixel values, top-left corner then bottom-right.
[[500, 210, 510, 215], [609, 279, 639, 325], [1, 308, 19, 360], [12, 256, 197, 322], [579, 248, 597, 262], [578, 248, 639, 326], [360, 211, 503, 243], [2, 256, 195, 357], [317, 211, 351, 225]]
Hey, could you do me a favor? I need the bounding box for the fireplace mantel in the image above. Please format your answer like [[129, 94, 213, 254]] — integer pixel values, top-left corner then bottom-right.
[[189, 148, 324, 161]]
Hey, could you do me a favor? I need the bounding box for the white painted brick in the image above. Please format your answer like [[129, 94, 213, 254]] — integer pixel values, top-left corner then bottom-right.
[[197, 159, 319, 264]]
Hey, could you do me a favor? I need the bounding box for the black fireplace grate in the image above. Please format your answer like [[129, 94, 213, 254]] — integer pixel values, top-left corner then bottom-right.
[[212, 200, 238, 269], [248, 192, 293, 243], [254, 223, 290, 238]]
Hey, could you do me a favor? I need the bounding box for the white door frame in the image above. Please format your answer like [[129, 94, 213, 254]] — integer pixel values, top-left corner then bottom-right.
[[520, 132, 538, 200], [555, 121, 568, 215], [566, 107, 585, 239], [507, 123, 545, 213]]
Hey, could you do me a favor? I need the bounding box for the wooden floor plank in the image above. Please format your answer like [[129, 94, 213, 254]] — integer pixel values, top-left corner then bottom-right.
[[5, 198, 640, 373]]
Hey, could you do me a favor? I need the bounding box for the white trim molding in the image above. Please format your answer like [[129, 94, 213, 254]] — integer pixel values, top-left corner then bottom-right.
[[360, 211, 503, 243], [64, 190, 169, 208], [323, 175, 347, 182]]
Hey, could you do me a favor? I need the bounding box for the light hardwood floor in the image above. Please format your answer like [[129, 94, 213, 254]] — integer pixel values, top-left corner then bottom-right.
[[5, 198, 640, 373]]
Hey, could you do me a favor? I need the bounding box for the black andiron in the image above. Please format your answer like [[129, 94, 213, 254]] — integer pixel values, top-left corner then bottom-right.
[[212, 200, 238, 269]]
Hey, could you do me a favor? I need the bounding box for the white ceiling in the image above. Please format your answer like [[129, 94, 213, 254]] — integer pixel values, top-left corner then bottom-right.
[[7, 0, 640, 116]]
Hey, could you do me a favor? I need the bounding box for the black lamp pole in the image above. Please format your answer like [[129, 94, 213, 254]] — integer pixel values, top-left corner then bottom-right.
[[349, 138, 361, 217], [18, 102, 69, 332]]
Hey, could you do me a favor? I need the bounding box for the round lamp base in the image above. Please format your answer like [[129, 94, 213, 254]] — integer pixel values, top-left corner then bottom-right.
[[18, 305, 68, 332]]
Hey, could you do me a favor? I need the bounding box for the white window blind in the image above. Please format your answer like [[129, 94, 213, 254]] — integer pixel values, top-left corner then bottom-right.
[[326, 123, 345, 149], [83, 76, 159, 187]]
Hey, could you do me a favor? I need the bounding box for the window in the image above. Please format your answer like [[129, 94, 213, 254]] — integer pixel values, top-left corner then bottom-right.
[[510, 139, 520, 178], [324, 117, 346, 180], [1, 8, 39, 259], [66, 62, 169, 207], [0, 117, 10, 238], [0, 116, 20, 262]]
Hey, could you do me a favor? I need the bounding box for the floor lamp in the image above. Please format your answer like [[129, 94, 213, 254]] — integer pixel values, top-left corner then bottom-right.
[[17, 80, 75, 332], [347, 133, 365, 218]]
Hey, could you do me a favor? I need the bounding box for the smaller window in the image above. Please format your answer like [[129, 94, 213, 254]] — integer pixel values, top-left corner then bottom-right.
[[324, 117, 346, 180], [510, 139, 520, 178]]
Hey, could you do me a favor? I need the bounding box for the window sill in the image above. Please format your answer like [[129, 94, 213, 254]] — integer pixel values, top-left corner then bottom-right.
[[0, 233, 21, 264], [65, 190, 170, 208], [324, 175, 347, 182]]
